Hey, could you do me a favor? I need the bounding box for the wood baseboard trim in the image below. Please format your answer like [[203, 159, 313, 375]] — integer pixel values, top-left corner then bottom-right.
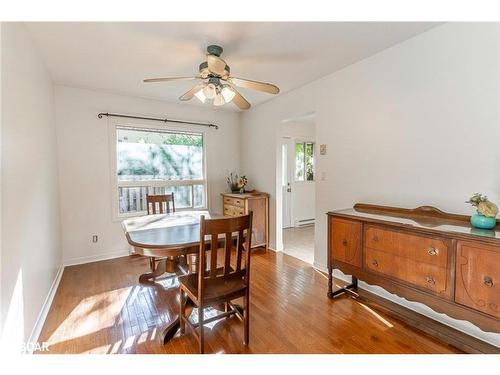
[[26, 265, 65, 353], [353, 289, 499, 354]]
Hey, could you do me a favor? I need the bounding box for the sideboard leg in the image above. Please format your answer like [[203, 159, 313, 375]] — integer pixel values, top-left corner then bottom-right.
[[352, 276, 358, 290], [328, 274, 358, 299], [327, 266, 334, 298]]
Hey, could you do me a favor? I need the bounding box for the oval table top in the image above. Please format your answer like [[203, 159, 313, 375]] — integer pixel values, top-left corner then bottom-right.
[[122, 210, 221, 251]]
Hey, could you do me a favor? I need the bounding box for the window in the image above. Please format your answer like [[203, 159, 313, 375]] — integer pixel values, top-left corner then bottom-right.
[[114, 126, 206, 216], [295, 141, 315, 181]]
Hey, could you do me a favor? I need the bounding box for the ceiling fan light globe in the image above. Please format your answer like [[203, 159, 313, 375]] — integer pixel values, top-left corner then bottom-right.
[[203, 83, 216, 99], [213, 93, 226, 106], [194, 89, 207, 103], [221, 85, 236, 103]]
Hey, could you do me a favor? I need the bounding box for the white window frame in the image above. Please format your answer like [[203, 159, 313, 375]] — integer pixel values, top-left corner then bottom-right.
[[108, 118, 208, 221], [294, 138, 316, 183]]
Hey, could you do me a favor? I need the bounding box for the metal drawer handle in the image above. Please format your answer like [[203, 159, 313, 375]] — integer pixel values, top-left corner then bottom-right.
[[484, 276, 493, 288], [427, 247, 438, 256], [372, 235, 379, 242], [425, 276, 436, 285], [371, 259, 379, 267], [342, 239, 348, 246]]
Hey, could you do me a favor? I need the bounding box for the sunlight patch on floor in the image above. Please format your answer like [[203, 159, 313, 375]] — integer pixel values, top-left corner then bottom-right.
[[356, 301, 394, 328], [47, 286, 133, 345], [109, 340, 122, 354], [313, 268, 328, 279], [82, 344, 112, 354]]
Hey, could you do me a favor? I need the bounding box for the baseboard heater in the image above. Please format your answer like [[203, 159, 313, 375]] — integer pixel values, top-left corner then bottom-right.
[[295, 218, 315, 227]]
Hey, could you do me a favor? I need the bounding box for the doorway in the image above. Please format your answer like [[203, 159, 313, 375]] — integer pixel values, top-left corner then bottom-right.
[[278, 114, 316, 264]]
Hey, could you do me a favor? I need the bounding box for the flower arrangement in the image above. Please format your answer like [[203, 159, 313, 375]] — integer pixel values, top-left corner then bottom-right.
[[238, 175, 248, 191], [227, 172, 248, 193], [466, 193, 498, 217], [466, 193, 498, 230]]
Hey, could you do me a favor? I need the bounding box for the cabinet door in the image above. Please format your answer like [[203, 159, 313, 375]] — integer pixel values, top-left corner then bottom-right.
[[455, 241, 500, 318], [329, 218, 362, 267]]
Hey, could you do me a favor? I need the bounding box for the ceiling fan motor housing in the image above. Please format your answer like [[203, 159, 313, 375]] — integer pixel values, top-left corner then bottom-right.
[[199, 61, 230, 76]]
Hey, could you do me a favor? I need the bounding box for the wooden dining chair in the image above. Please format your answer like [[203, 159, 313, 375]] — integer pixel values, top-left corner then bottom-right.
[[146, 193, 175, 215], [179, 212, 253, 354], [146, 193, 175, 272]]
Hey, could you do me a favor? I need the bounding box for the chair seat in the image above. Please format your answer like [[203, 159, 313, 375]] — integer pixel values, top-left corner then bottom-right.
[[179, 272, 246, 304]]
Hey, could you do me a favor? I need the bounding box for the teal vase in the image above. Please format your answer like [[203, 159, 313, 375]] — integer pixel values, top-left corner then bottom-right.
[[470, 212, 497, 230]]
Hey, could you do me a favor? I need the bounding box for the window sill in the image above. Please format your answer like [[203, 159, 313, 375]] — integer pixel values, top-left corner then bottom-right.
[[111, 207, 209, 223]]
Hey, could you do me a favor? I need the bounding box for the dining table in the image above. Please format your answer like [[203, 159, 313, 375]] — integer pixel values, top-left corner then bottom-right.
[[122, 210, 236, 344]]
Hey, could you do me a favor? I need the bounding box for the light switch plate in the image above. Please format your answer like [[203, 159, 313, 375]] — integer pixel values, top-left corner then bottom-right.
[[320, 144, 327, 155]]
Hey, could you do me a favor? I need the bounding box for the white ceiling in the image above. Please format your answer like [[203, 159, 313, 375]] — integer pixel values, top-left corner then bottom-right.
[[25, 22, 440, 111]]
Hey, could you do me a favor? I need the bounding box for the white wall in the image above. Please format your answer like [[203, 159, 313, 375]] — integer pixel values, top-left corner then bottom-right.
[[241, 23, 500, 345], [0, 23, 61, 349], [55, 86, 241, 265]]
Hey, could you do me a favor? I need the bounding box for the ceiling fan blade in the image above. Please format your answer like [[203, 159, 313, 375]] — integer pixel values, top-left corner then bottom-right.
[[232, 89, 251, 110], [143, 76, 199, 83], [228, 77, 280, 94], [207, 54, 227, 76], [179, 83, 206, 101]]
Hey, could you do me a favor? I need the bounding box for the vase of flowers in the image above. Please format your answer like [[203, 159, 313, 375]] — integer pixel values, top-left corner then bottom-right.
[[238, 175, 248, 193], [227, 173, 248, 194], [466, 193, 498, 229]]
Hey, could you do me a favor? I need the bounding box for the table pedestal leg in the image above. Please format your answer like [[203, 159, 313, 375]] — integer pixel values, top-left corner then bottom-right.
[[139, 258, 168, 283]]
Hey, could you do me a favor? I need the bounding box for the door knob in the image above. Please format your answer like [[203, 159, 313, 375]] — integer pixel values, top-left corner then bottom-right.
[[371, 259, 379, 267]]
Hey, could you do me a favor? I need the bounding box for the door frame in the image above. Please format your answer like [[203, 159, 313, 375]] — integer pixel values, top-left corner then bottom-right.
[[281, 137, 293, 229]]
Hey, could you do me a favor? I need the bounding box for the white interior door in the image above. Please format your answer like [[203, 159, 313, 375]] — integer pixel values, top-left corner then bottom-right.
[[281, 140, 292, 228]]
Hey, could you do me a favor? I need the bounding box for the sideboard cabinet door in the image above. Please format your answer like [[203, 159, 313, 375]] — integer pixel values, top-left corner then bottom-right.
[[329, 218, 362, 268], [455, 241, 500, 319]]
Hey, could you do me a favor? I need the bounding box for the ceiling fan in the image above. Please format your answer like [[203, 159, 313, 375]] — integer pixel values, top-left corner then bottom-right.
[[143, 45, 280, 110]]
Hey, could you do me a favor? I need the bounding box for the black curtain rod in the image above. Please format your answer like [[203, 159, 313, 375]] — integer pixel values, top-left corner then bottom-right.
[[97, 112, 219, 129]]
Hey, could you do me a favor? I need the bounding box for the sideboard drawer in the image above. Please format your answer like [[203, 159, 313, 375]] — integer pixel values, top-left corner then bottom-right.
[[365, 248, 449, 297], [329, 218, 362, 267], [223, 204, 245, 217], [365, 226, 449, 268], [455, 241, 500, 319], [223, 196, 245, 208]]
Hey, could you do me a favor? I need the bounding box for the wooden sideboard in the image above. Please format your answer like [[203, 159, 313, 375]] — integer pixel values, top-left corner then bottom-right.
[[221, 192, 269, 249], [327, 203, 500, 350]]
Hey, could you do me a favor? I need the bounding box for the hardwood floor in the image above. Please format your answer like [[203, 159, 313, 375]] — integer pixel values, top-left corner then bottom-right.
[[37, 250, 463, 354], [283, 225, 315, 264]]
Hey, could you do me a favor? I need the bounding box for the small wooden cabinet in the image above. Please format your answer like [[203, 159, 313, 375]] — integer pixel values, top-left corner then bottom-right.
[[221, 192, 269, 249], [327, 203, 500, 348]]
